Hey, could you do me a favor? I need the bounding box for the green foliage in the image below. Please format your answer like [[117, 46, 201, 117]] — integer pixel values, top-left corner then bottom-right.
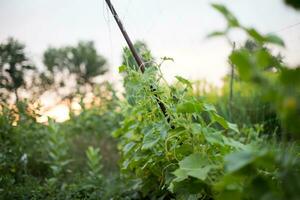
[[197, 78, 281, 137], [210, 4, 300, 200], [212, 4, 299, 140], [0, 102, 50, 199], [114, 63, 252, 198], [85, 147, 103, 188], [122, 40, 154, 71], [46, 121, 71, 187], [214, 146, 300, 200], [111, 3, 300, 199], [285, 0, 300, 9], [211, 4, 240, 28], [0, 38, 35, 102], [43, 41, 107, 87], [0, 94, 121, 199]]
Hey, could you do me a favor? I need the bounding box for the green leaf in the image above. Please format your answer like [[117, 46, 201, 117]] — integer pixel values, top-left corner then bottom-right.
[[225, 148, 273, 174], [225, 150, 255, 173], [187, 165, 212, 181], [177, 101, 203, 113], [211, 113, 228, 129], [207, 31, 226, 38], [211, 4, 240, 27], [191, 123, 202, 135], [175, 75, 192, 88], [173, 153, 213, 181], [142, 129, 160, 150], [203, 129, 225, 146], [203, 103, 217, 112], [230, 50, 254, 80], [227, 122, 239, 133], [172, 169, 188, 182], [245, 28, 265, 43], [279, 67, 300, 86], [245, 28, 284, 46], [264, 34, 285, 47], [223, 138, 246, 150], [255, 49, 273, 69], [119, 65, 127, 73]]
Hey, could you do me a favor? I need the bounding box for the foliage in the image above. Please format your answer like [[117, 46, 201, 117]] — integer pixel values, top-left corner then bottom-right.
[[285, 0, 300, 9], [85, 147, 103, 189], [195, 77, 281, 137], [0, 38, 35, 102], [111, 3, 300, 199], [210, 3, 300, 140], [113, 63, 250, 198], [122, 40, 154, 71], [0, 102, 50, 199], [0, 94, 121, 199], [210, 3, 300, 199], [43, 41, 107, 85], [214, 145, 300, 200]]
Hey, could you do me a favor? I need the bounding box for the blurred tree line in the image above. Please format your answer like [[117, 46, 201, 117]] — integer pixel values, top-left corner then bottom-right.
[[0, 38, 109, 105]]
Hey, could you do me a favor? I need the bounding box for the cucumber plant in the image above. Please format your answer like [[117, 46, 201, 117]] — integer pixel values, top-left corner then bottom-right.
[[114, 4, 300, 199], [114, 59, 250, 199]]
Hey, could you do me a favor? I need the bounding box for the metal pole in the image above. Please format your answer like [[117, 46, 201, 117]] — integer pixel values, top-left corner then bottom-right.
[[104, 0, 170, 123], [229, 42, 236, 102], [104, 0, 145, 72], [229, 42, 235, 120]]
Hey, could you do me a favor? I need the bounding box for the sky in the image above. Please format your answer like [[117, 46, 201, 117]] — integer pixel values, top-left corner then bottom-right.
[[1, 0, 300, 88]]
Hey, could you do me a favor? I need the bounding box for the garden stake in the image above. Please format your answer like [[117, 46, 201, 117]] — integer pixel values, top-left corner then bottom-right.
[[104, 0, 171, 124]]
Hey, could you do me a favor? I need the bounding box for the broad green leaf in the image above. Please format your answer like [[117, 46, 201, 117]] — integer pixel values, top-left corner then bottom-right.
[[191, 123, 202, 135], [225, 150, 255, 173], [175, 75, 192, 88], [255, 49, 273, 69], [245, 28, 265, 43], [211, 4, 240, 27], [279, 67, 300, 86], [173, 153, 213, 181], [227, 122, 239, 133], [203, 103, 217, 112], [223, 137, 246, 150], [203, 130, 225, 146], [179, 153, 208, 169], [264, 34, 285, 46], [187, 165, 212, 181], [172, 169, 188, 182], [245, 28, 284, 46], [213, 174, 244, 200], [225, 148, 273, 174], [118, 65, 127, 73], [142, 129, 160, 150], [211, 113, 228, 129], [192, 124, 225, 146], [230, 50, 254, 80], [123, 142, 136, 155], [177, 101, 203, 113]]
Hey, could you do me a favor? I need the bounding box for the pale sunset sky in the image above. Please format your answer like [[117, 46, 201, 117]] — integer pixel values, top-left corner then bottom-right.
[[1, 0, 300, 87]]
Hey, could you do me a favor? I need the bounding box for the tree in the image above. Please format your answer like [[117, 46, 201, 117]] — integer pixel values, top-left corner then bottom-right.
[[121, 41, 154, 71], [285, 0, 300, 9], [0, 38, 35, 102], [41, 41, 108, 102], [43, 41, 107, 85]]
